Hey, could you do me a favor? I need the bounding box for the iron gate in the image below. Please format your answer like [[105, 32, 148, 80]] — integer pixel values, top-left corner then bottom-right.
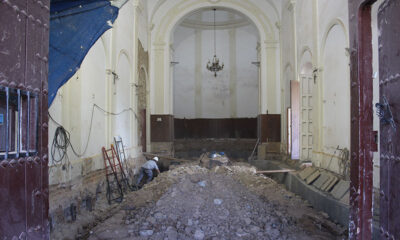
[[0, 0, 50, 238]]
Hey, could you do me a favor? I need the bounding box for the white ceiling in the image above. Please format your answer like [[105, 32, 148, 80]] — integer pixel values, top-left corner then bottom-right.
[[180, 8, 252, 29]]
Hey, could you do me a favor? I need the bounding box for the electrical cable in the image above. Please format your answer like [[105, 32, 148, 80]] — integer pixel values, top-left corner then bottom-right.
[[49, 104, 136, 164]]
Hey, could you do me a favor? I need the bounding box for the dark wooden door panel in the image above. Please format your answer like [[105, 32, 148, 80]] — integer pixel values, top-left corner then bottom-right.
[[0, 0, 50, 238], [378, 0, 400, 238], [0, 0, 27, 88], [0, 163, 27, 238], [348, 1, 375, 239]]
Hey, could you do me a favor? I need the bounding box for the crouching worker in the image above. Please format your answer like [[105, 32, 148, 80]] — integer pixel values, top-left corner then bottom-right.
[[136, 157, 160, 186]]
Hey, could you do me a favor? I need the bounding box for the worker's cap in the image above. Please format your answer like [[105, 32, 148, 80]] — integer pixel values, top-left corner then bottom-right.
[[153, 157, 159, 162]]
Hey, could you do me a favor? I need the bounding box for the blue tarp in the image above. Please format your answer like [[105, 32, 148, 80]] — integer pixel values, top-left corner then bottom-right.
[[49, 0, 119, 106]]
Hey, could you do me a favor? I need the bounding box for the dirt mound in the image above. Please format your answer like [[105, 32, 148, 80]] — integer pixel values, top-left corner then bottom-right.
[[88, 163, 343, 239]]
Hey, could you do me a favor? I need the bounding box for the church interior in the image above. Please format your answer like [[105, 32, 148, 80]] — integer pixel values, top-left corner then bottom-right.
[[0, 0, 399, 239]]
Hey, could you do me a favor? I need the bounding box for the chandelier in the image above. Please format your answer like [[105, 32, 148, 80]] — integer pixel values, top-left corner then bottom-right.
[[206, 8, 224, 77]]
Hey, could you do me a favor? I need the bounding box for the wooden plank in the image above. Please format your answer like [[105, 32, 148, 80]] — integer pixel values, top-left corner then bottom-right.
[[256, 169, 296, 174], [143, 152, 191, 162]]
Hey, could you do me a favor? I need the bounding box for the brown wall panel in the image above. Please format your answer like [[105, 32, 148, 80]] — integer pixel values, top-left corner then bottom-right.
[[151, 115, 174, 142], [258, 114, 281, 142], [174, 118, 257, 139]]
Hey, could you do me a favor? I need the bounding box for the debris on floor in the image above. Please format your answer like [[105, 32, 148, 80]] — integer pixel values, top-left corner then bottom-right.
[[84, 162, 345, 240], [199, 152, 230, 169]]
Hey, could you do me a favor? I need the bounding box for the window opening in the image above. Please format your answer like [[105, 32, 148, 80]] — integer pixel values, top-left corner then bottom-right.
[[0, 86, 39, 160]]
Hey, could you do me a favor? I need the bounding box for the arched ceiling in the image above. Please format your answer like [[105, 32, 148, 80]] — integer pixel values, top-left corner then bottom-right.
[[179, 8, 252, 29]]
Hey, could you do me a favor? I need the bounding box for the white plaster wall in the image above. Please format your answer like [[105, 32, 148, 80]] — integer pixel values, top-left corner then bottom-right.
[[114, 54, 132, 147], [236, 25, 259, 117], [296, 0, 313, 60], [321, 24, 350, 172], [173, 23, 259, 119], [48, 2, 143, 186], [138, 0, 148, 51], [173, 27, 196, 118], [280, 0, 356, 177], [281, 2, 296, 84]]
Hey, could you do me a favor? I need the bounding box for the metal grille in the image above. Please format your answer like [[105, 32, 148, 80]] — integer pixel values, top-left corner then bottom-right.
[[0, 86, 39, 160]]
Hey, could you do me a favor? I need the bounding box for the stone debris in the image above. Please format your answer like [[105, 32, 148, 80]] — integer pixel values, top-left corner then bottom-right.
[[139, 229, 154, 237], [213, 198, 223, 205], [197, 180, 207, 187], [199, 152, 230, 169], [85, 163, 344, 240]]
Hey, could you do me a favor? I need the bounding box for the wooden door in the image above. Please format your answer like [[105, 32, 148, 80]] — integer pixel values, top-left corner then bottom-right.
[[290, 81, 300, 160], [300, 74, 313, 160], [377, 0, 400, 238], [0, 0, 50, 238]]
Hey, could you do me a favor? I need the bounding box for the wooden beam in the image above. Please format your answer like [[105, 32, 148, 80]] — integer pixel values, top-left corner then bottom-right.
[[256, 169, 295, 174], [143, 152, 192, 162]]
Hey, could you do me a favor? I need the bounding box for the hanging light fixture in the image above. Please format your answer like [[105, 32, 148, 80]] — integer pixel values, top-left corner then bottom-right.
[[206, 8, 224, 77]]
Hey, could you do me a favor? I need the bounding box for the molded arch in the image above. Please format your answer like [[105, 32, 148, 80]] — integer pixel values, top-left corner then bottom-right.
[[150, 0, 280, 33], [320, 18, 349, 61], [116, 49, 133, 83], [284, 63, 294, 81], [152, 0, 276, 46], [299, 46, 313, 75], [101, 33, 111, 70], [139, 64, 149, 87]]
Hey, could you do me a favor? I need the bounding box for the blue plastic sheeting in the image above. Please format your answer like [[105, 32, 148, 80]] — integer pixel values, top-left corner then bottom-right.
[[49, 0, 118, 106]]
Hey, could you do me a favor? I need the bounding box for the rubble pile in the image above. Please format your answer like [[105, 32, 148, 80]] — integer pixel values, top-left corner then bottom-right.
[[87, 163, 343, 240]]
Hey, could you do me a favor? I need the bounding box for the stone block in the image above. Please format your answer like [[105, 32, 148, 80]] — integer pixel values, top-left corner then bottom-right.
[[312, 172, 331, 189], [321, 175, 338, 192], [340, 191, 350, 205], [306, 170, 321, 185], [331, 180, 350, 200], [298, 167, 317, 181], [257, 144, 267, 160]]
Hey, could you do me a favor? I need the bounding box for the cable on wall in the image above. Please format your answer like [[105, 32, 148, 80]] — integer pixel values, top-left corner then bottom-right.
[[49, 104, 137, 165]]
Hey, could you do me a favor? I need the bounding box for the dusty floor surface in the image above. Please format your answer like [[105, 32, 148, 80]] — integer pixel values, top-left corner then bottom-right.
[[77, 163, 346, 240]]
